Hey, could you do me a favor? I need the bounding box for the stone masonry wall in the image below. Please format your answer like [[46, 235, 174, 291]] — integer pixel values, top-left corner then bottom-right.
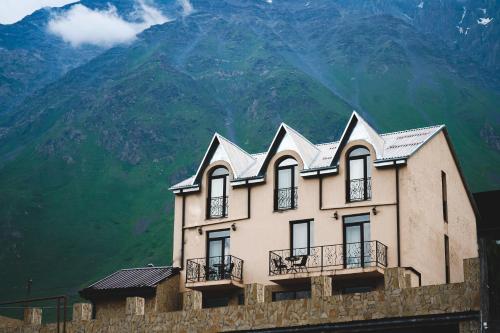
[[0, 315, 22, 329], [1, 258, 481, 333]]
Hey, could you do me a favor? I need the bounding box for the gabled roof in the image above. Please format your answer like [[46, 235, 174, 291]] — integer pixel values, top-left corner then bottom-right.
[[380, 125, 444, 160], [170, 111, 447, 191], [194, 133, 256, 182], [257, 123, 320, 176], [329, 111, 385, 165], [80, 266, 179, 299]]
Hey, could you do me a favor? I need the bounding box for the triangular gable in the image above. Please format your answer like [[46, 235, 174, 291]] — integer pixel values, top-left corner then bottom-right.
[[330, 111, 385, 166], [193, 133, 255, 184], [257, 123, 320, 175]]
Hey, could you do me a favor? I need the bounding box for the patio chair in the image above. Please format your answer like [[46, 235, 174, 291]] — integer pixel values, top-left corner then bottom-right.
[[293, 255, 309, 272], [273, 257, 288, 274], [224, 262, 235, 279], [204, 265, 218, 281]]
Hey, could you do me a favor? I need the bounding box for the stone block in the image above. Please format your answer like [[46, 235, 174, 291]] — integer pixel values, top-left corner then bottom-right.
[[459, 319, 480, 333], [23, 307, 42, 325], [384, 267, 409, 290], [126, 297, 145, 316], [311, 276, 332, 299], [463, 258, 480, 286], [182, 290, 202, 311], [245, 283, 265, 305], [73, 303, 92, 321]]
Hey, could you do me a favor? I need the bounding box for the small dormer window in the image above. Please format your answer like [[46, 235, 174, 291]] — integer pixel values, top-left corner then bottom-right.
[[346, 147, 372, 202], [207, 167, 229, 218], [274, 157, 298, 210]]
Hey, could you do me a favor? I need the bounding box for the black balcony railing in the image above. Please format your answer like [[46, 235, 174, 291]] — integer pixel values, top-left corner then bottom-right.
[[274, 187, 298, 210], [207, 196, 228, 218], [348, 177, 372, 202], [269, 241, 387, 276], [186, 255, 243, 283]]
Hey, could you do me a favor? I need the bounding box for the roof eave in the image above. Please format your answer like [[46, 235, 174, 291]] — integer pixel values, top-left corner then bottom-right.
[[170, 185, 200, 194], [79, 286, 156, 300], [440, 127, 480, 220], [373, 158, 408, 167], [300, 166, 339, 177]]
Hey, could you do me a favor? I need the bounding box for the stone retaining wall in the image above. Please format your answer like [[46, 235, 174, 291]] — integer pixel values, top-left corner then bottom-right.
[[1, 258, 481, 333]]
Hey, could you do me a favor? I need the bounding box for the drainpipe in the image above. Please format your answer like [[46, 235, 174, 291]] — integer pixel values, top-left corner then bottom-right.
[[319, 176, 323, 210], [247, 183, 251, 219], [396, 165, 401, 267], [180, 193, 186, 270]]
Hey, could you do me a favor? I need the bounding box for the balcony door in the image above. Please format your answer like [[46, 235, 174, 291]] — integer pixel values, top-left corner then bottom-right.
[[207, 230, 230, 280], [343, 214, 371, 268]]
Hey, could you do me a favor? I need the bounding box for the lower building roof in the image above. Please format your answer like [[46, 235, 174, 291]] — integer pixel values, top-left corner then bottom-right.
[[79, 266, 179, 299]]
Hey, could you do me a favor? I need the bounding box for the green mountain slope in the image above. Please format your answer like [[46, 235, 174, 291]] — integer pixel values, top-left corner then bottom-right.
[[0, 0, 499, 309]]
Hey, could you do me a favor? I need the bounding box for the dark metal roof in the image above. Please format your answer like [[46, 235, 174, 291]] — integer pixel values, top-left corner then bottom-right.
[[79, 266, 179, 299]]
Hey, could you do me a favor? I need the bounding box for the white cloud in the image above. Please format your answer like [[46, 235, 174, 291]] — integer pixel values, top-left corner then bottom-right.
[[0, 0, 78, 25], [47, 0, 169, 47], [177, 0, 193, 16]]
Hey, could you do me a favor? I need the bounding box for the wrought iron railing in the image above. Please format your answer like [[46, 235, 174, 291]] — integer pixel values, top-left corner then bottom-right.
[[348, 177, 372, 202], [207, 196, 228, 218], [274, 187, 298, 210], [186, 255, 243, 283], [269, 241, 387, 276]]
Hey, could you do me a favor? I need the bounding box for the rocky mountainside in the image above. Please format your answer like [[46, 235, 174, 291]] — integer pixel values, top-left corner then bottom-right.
[[0, 0, 498, 308], [0, 0, 178, 113]]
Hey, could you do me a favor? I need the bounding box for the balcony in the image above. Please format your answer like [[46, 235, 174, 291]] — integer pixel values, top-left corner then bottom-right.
[[274, 187, 298, 210], [348, 178, 372, 202], [269, 241, 387, 283], [207, 196, 228, 219], [186, 255, 243, 290]]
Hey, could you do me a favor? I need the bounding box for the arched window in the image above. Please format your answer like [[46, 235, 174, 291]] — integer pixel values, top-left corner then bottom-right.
[[346, 147, 372, 202], [207, 167, 229, 218], [274, 157, 298, 210]]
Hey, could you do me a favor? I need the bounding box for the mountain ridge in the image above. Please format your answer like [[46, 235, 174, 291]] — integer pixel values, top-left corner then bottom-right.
[[0, 0, 498, 313]]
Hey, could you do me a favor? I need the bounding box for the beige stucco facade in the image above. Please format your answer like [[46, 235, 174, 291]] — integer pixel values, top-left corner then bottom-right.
[[171, 115, 478, 302], [399, 132, 478, 285]]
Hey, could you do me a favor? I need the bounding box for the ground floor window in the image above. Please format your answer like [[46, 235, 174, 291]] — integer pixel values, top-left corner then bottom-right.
[[202, 295, 229, 308], [272, 290, 311, 301], [340, 285, 374, 294]]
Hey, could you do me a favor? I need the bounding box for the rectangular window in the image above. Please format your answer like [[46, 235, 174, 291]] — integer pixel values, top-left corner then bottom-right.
[[444, 235, 450, 283], [272, 290, 311, 301], [290, 220, 313, 255], [341, 286, 374, 294], [203, 295, 229, 308], [441, 171, 448, 223]]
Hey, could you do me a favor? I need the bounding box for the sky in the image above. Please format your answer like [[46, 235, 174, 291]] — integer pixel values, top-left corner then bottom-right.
[[0, 0, 194, 47], [0, 0, 78, 24]]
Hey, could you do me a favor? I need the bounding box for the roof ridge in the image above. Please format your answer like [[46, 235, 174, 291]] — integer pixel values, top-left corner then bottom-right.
[[250, 152, 266, 156], [282, 123, 319, 150], [380, 124, 444, 137], [120, 266, 172, 271], [315, 140, 340, 147], [216, 133, 255, 160]]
